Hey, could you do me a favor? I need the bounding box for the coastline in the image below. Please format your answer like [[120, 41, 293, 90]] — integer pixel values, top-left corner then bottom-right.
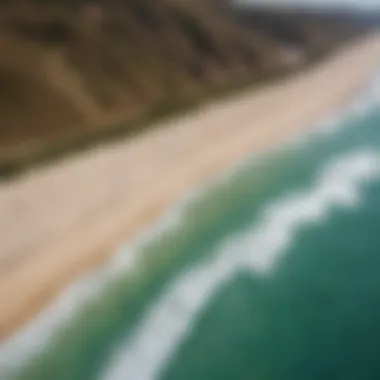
[[1, 33, 380, 339]]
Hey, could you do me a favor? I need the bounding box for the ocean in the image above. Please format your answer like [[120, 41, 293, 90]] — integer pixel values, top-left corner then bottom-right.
[[2, 68, 380, 380]]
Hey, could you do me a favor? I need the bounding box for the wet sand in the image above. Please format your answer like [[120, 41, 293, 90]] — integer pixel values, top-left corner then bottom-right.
[[1, 33, 380, 339]]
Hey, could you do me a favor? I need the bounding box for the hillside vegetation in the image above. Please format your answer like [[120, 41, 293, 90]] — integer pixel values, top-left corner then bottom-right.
[[0, 0, 372, 175]]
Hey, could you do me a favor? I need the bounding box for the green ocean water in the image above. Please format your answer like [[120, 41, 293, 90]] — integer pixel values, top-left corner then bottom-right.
[[2, 78, 380, 380]]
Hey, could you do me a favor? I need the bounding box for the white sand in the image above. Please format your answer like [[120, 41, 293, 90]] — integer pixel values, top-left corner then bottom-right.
[[1, 33, 380, 338]]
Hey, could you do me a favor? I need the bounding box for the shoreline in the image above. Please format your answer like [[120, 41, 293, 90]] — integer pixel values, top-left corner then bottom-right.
[[1, 33, 380, 339]]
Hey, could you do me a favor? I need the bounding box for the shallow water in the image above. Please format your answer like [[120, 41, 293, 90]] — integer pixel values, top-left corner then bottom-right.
[[2, 71, 380, 380]]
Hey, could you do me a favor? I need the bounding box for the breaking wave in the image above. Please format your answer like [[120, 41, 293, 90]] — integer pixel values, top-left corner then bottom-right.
[[100, 149, 380, 380]]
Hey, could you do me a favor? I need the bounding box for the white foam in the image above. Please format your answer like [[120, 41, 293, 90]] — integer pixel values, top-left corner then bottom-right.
[[0, 184, 206, 378], [100, 149, 380, 380], [289, 65, 380, 143], [2, 64, 380, 380], [0, 144, 256, 379]]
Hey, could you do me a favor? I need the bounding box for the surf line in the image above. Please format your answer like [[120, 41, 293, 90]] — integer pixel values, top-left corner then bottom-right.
[[2, 66, 380, 378], [101, 149, 380, 380]]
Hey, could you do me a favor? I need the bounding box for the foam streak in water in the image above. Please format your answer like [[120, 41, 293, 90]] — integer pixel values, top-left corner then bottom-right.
[[2, 64, 380, 378], [101, 149, 380, 380]]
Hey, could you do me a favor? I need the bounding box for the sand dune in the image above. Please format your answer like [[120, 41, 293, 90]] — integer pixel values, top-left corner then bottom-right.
[[1, 33, 380, 339]]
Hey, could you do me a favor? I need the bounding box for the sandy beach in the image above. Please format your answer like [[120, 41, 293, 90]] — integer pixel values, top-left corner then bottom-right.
[[1, 32, 380, 339]]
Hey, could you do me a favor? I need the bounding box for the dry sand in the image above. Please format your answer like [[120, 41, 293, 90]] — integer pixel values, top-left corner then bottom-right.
[[1, 33, 380, 339]]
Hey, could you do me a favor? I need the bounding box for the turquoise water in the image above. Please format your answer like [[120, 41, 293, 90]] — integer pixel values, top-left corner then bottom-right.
[[2, 73, 380, 380]]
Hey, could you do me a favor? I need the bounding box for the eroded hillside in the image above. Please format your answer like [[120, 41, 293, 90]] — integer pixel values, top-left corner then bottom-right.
[[0, 0, 372, 174]]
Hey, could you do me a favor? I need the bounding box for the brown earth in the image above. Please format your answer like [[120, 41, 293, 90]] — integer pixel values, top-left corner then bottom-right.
[[0, 0, 370, 173], [1, 31, 380, 339]]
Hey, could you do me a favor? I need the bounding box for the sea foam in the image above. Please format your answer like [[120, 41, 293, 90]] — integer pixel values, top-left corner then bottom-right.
[[100, 149, 380, 380], [1, 65, 380, 380]]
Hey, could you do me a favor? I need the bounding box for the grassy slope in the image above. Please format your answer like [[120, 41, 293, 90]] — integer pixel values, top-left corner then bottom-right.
[[0, 0, 372, 177]]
